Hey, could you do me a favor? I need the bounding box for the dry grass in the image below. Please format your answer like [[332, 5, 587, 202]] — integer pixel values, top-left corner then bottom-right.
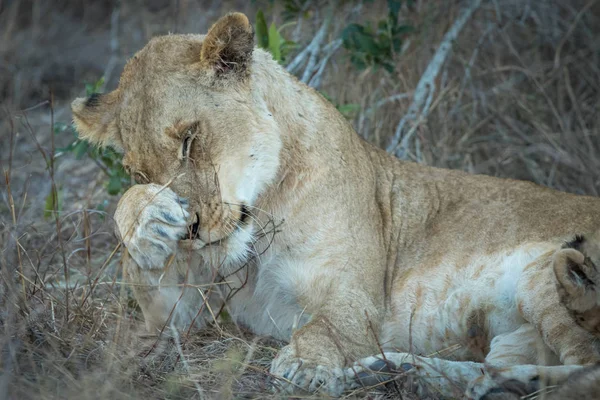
[[1, 0, 599, 399]]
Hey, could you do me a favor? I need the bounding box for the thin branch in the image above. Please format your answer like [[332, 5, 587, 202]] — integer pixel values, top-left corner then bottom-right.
[[102, 1, 121, 90], [307, 39, 342, 88], [387, 0, 483, 159], [554, 0, 598, 70], [286, 15, 331, 74], [286, 4, 336, 84]]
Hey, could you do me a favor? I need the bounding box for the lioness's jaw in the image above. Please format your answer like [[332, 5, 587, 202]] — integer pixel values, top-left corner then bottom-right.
[[200, 12, 255, 80]]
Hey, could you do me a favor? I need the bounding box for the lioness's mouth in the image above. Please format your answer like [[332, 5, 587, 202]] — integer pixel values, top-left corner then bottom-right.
[[190, 212, 200, 239], [184, 212, 228, 247], [184, 205, 250, 246]]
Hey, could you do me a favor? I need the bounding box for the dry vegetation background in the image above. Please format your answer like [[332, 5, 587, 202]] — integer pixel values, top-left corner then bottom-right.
[[1, 0, 600, 399]]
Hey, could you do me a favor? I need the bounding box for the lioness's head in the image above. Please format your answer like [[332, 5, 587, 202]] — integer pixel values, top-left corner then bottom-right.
[[71, 13, 283, 258]]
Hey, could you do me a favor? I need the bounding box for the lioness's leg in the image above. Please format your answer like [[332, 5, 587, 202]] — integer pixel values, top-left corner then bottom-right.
[[270, 288, 383, 396], [516, 248, 600, 364], [124, 250, 220, 333]]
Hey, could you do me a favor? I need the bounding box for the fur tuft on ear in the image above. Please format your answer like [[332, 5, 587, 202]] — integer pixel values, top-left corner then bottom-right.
[[554, 245, 600, 336], [71, 90, 122, 150], [200, 12, 254, 78], [554, 247, 599, 311]]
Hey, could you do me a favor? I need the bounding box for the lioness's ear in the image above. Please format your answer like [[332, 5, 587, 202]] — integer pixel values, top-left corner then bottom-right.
[[200, 12, 254, 78], [71, 90, 122, 150]]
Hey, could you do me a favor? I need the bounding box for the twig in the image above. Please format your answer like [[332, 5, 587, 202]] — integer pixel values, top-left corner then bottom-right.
[[366, 93, 412, 115], [102, 1, 121, 90], [46, 92, 71, 322], [450, 24, 495, 117], [286, 5, 335, 82], [171, 325, 206, 400], [300, 13, 332, 84], [554, 0, 598, 70], [286, 15, 330, 74], [308, 39, 342, 88], [388, 0, 483, 159]]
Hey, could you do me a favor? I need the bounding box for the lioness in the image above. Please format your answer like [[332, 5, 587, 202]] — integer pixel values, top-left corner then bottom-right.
[[71, 13, 600, 398]]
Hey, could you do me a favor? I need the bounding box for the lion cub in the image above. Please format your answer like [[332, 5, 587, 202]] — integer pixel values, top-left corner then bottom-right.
[[71, 13, 600, 399]]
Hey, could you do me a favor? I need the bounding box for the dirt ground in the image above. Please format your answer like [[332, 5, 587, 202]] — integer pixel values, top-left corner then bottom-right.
[[1, 0, 599, 399]]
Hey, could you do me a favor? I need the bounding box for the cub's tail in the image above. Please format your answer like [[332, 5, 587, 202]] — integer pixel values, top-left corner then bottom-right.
[[553, 234, 600, 337]]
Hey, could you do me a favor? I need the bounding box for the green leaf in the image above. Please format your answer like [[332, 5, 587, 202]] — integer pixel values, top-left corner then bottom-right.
[[319, 90, 333, 103], [219, 309, 232, 323], [268, 22, 283, 62], [96, 199, 109, 220], [106, 175, 123, 195], [255, 10, 269, 49], [72, 140, 89, 159], [44, 187, 62, 220], [337, 103, 360, 118], [388, 0, 402, 21], [87, 77, 105, 96]]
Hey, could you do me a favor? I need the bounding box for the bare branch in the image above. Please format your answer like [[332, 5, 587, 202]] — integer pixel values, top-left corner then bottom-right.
[[387, 0, 483, 159], [307, 39, 342, 88], [102, 1, 121, 90], [286, 13, 331, 75]]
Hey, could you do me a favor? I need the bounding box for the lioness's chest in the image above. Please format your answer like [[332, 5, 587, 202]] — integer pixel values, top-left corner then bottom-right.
[[221, 256, 312, 341]]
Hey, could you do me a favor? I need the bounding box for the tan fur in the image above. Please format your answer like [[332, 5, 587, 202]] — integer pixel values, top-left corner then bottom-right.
[[71, 13, 600, 398], [554, 233, 600, 337]]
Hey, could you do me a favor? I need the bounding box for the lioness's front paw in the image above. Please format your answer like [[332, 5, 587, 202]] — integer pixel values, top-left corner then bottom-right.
[[115, 184, 190, 269], [345, 355, 414, 390], [270, 345, 346, 396]]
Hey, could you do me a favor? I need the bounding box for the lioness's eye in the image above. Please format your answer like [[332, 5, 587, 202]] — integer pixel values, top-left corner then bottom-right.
[[180, 123, 199, 161], [182, 134, 192, 158], [134, 171, 148, 184]]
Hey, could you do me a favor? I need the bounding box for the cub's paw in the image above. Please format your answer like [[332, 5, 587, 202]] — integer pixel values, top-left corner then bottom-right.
[[270, 345, 346, 396], [115, 184, 190, 269]]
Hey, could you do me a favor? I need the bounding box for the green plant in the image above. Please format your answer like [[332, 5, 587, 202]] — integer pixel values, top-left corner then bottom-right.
[[281, 0, 312, 21], [341, 0, 413, 72], [55, 78, 130, 197], [255, 10, 297, 64], [251, 0, 310, 21], [319, 91, 360, 120]]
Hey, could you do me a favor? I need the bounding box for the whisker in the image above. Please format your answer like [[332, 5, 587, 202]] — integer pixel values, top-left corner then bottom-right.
[[223, 201, 278, 220]]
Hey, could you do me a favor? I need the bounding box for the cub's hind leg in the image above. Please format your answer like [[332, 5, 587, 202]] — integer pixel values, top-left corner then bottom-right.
[[484, 323, 559, 367], [346, 352, 483, 398], [345, 323, 583, 399], [466, 324, 570, 400], [345, 324, 547, 398], [516, 246, 600, 364]]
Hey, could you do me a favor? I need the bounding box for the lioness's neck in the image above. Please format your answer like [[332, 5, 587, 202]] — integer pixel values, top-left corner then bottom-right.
[[251, 50, 357, 169]]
